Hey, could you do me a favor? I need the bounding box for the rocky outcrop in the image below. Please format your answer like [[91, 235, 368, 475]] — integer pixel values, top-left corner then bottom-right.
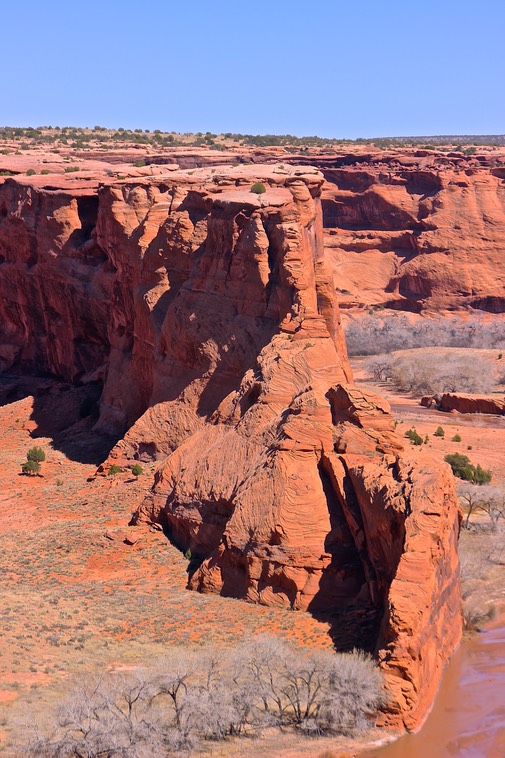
[[145, 146, 505, 313], [0, 178, 111, 383], [422, 392, 505, 415], [3, 144, 505, 315], [319, 157, 505, 312], [0, 166, 462, 730]]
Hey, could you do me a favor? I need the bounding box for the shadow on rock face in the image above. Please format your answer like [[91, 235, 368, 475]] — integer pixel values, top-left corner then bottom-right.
[[309, 605, 384, 654], [0, 375, 119, 465]]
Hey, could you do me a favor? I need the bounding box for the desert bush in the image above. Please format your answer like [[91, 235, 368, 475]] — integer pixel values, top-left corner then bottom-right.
[[19, 639, 383, 755], [405, 428, 423, 445], [434, 426, 445, 437], [473, 465, 492, 485], [452, 434, 462, 442], [108, 464, 122, 476], [27, 446, 45, 463], [445, 453, 492, 484], [445, 453, 476, 481], [462, 598, 497, 633], [21, 460, 40, 476], [365, 351, 496, 395], [131, 464, 143, 477], [345, 314, 505, 356], [250, 182, 266, 194], [26, 168, 36, 176]]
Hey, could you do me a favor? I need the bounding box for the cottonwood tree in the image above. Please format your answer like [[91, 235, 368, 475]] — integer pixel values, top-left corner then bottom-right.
[[371, 352, 496, 395], [458, 484, 505, 530], [346, 314, 505, 357], [19, 640, 384, 756]]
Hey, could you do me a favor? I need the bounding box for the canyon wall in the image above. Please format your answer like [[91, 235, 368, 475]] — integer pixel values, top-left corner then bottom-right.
[[0, 166, 462, 729], [3, 145, 505, 314], [144, 147, 505, 312], [320, 155, 505, 312]]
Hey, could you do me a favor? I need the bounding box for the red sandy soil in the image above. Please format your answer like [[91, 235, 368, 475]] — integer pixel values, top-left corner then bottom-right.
[[0, 391, 349, 753], [352, 356, 505, 489]]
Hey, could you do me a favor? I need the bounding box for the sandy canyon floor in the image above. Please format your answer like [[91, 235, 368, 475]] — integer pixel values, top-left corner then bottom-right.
[[0, 354, 503, 756], [0, 380, 385, 757]]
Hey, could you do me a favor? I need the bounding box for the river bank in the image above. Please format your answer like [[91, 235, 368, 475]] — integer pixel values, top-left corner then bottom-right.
[[367, 614, 505, 758]]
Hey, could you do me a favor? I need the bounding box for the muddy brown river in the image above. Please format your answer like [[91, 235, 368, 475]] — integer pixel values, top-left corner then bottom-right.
[[368, 621, 505, 758]]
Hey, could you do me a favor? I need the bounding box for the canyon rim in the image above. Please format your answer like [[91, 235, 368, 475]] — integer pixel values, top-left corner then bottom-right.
[[0, 158, 464, 731]]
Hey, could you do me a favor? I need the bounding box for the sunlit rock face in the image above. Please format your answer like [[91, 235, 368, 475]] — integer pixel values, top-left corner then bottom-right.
[[0, 165, 462, 729]]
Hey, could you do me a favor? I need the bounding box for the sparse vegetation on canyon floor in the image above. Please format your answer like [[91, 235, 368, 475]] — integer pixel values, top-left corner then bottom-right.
[[1, 137, 504, 755], [0, 388, 387, 757], [353, 356, 505, 636]]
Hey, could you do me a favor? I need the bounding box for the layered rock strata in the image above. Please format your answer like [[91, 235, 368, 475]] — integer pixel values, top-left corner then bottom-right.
[[0, 166, 462, 729], [318, 157, 505, 311], [145, 146, 505, 312], [422, 392, 505, 415]]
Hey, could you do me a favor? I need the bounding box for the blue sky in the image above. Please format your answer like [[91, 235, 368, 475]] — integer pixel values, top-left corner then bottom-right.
[[1, 0, 504, 138]]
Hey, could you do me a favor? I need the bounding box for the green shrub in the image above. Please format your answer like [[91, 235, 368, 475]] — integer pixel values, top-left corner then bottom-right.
[[108, 464, 122, 476], [26, 168, 36, 176], [452, 434, 462, 442], [473, 464, 492, 485], [250, 182, 266, 194], [444, 453, 475, 480], [131, 464, 143, 477], [22, 460, 40, 476], [184, 548, 192, 560], [405, 428, 423, 445], [434, 426, 445, 437], [64, 166, 79, 173], [27, 446, 45, 462], [444, 453, 492, 484], [41, 169, 50, 175], [133, 160, 146, 167], [56, 479, 64, 486]]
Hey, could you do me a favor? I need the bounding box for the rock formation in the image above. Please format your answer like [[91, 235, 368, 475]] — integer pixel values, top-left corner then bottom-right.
[[2, 144, 505, 313], [422, 392, 505, 415], [144, 146, 505, 313], [315, 154, 505, 312], [0, 165, 462, 730]]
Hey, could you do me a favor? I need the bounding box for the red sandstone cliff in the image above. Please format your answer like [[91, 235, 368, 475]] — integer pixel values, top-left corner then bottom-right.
[[317, 156, 505, 312], [422, 392, 505, 415], [2, 145, 505, 314], [0, 166, 462, 730], [144, 146, 505, 313]]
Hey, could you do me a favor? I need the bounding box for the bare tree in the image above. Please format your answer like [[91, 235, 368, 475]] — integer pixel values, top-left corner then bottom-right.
[[458, 484, 505, 531], [346, 314, 505, 357], [19, 640, 384, 756], [365, 350, 497, 395]]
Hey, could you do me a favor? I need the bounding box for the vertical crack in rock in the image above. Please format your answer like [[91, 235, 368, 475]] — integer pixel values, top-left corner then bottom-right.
[[0, 165, 462, 730]]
